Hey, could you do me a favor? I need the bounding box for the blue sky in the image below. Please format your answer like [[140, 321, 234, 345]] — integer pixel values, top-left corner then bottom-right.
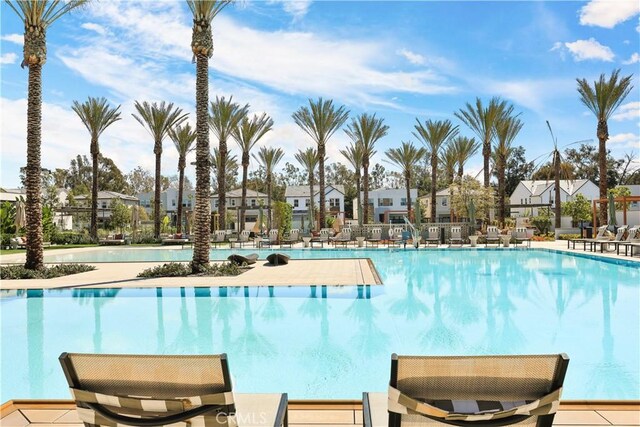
[[1, 0, 639, 189]]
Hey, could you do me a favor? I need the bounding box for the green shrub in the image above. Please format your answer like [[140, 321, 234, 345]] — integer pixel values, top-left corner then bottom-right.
[[558, 234, 581, 240], [51, 231, 93, 245], [131, 231, 161, 244], [0, 264, 96, 279], [138, 262, 242, 278], [532, 208, 552, 235]]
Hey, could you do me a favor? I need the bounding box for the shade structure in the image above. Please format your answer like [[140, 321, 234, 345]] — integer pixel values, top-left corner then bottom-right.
[[608, 191, 617, 226], [14, 199, 26, 230], [332, 215, 342, 232]]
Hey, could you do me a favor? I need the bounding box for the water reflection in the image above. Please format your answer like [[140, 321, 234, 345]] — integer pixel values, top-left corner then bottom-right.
[[71, 288, 121, 353], [26, 289, 43, 396]]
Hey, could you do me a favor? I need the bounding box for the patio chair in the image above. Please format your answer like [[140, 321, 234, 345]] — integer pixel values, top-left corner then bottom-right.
[[366, 228, 382, 247], [591, 225, 627, 253], [99, 234, 126, 245], [161, 233, 189, 246], [237, 230, 253, 248], [388, 227, 405, 248], [513, 227, 532, 248], [333, 227, 353, 247], [568, 225, 607, 250], [9, 236, 27, 249], [614, 227, 639, 256], [311, 229, 332, 248], [363, 353, 569, 427], [485, 226, 501, 247], [424, 227, 440, 247], [59, 352, 288, 427], [281, 229, 300, 248], [211, 230, 227, 247], [448, 226, 463, 247]]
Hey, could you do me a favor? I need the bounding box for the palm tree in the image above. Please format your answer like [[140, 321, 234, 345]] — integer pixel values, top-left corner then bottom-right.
[[577, 69, 633, 224], [440, 144, 457, 186], [339, 143, 364, 224], [455, 97, 512, 188], [384, 142, 426, 220], [6, 0, 88, 269], [232, 113, 273, 231], [253, 146, 285, 230], [210, 147, 238, 195], [168, 123, 196, 234], [132, 101, 187, 238], [209, 96, 249, 231], [292, 98, 349, 229], [493, 115, 523, 227], [295, 147, 319, 232], [344, 113, 388, 224], [450, 136, 480, 180], [71, 97, 122, 242], [187, 0, 231, 272], [413, 119, 459, 221]]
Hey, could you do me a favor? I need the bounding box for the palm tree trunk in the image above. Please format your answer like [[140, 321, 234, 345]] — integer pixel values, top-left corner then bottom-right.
[[457, 165, 463, 181], [554, 151, 561, 229], [267, 173, 272, 230], [318, 143, 326, 228], [355, 172, 361, 222], [90, 140, 99, 242], [363, 160, 369, 224], [25, 64, 44, 270], [154, 147, 162, 238], [309, 173, 315, 231], [192, 54, 211, 272], [483, 138, 490, 188], [597, 120, 608, 225], [241, 154, 249, 232], [218, 137, 227, 231], [176, 161, 185, 234], [431, 154, 437, 222], [498, 157, 505, 228], [405, 173, 412, 221]]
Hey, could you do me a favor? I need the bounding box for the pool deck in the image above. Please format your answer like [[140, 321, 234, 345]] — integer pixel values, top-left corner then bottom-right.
[[2, 400, 638, 426]]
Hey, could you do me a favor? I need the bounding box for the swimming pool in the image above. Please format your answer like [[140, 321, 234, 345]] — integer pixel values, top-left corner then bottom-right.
[[2, 249, 639, 401]]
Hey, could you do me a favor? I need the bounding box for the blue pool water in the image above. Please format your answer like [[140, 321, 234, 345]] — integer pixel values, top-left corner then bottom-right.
[[1, 249, 639, 401]]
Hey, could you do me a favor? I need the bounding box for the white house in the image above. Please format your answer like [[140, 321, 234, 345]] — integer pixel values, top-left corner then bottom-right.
[[361, 188, 418, 224], [75, 191, 139, 225], [509, 179, 599, 217], [2, 187, 73, 230], [418, 188, 452, 222], [285, 184, 345, 230], [211, 188, 269, 231], [138, 188, 196, 221]]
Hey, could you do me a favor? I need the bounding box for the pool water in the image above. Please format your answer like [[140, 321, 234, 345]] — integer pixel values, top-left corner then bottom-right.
[[1, 249, 639, 401]]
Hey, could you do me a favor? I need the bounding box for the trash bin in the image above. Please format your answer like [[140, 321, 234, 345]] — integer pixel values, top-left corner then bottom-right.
[[582, 227, 593, 239]]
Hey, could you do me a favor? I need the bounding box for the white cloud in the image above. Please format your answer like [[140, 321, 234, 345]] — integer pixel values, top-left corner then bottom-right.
[[482, 78, 572, 115], [0, 53, 17, 65], [268, 0, 312, 19], [80, 22, 107, 35], [612, 102, 640, 121], [622, 52, 640, 64], [1, 33, 23, 45], [397, 48, 426, 65], [579, 0, 640, 28], [608, 132, 640, 148], [563, 38, 615, 62]]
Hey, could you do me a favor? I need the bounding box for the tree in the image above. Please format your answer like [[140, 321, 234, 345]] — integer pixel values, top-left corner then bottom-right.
[[166, 174, 193, 192], [493, 115, 523, 227], [384, 142, 426, 220], [325, 162, 357, 216], [344, 113, 388, 224], [109, 199, 130, 233], [280, 162, 305, 186], [369, 163, 388, 190], [72, 96, 122, 242], [577, 69, 633, 224], [455, 97, 512, 188], [5, 0, 88, 269], [562, 193, 592, 227], [293, 98, 349, 229], [503, 146, 534, 197], [232, 113, 273, 231], [610, 186, 632, 211], [133, 101, 187, 238], [253, 146, 285, 229], [564, 143, 623, 188], [63, 154, 129, 195], [169, 123, 196, 234], [340, 143, 363, 222], [440, 143, 457, 186], [126, 166, 155, 195], [413, 118, 459, 221], [295, 147, 319, 231], [210, 147, 239, 194], [449, 176, 495, 222], [450, 136, 480, 180]]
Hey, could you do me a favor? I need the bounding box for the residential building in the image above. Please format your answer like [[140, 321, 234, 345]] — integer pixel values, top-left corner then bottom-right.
[[2, 187, 73, 229], [75, 191, 139, 224], [614, 184, 640, 226], [418, 188, 452, 223], [285, 184, 345, 230], [509, 179, 599, 217], [138, 188, 196, 218], [360, 188, 418, 223], [210, 188, 269, 231]]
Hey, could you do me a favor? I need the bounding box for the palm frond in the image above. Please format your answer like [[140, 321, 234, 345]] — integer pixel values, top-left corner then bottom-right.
[[132, 101, 188, 142], [186, 0, 232, 22], [577, 69, 634, 121], [209, 96, 249, 142], [231, 112, 273, 154], [292, 98, 350, 146], [71, 96, 122, 139]]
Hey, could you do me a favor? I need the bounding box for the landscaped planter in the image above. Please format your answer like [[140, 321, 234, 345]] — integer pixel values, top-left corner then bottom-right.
[[469, 235, 478, 247]]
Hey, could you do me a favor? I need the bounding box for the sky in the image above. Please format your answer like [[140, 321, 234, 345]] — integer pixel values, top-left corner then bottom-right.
[[1, 0, 639, 190]]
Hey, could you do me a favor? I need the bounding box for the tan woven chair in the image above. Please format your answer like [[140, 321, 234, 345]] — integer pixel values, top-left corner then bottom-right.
[[363, 353, 569, 427], [60, 353, 288, 427]]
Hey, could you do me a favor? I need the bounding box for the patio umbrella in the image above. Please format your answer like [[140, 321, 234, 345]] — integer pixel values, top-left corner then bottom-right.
[[468, 199, 476, 235], [414, 201, 422, 228], [14, 199, 26, 230], [608, 191, 616, 226], [332, 215, 342, 233]]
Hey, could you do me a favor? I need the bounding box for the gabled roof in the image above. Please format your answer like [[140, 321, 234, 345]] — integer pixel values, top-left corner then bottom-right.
[[75, 191, 138, 201], [516, 180, 593, 197], [285, 185, 345, 198], [211, 188, 268, 199]]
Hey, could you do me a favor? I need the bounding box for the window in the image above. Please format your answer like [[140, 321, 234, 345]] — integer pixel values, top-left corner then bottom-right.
[[294, 199, 299, 208], [172, 200, 176, 207], [214, 200, 218, 207], [378, 198, 393, 206], [101, 201, 107, 209], [305, 198, 310, 207], [329, 198, 340, 207], [400, 198, 407, 206], [528, 197, 531, 204], [441, 198, 448, 207], [231, 199, 236, 206], [250, 199, 256, 207], [368, 198, 373, 205]]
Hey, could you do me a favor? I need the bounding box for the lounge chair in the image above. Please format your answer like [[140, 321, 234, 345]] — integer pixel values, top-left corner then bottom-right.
[[99, 234, 126, 245], [267, 253, 290, 266], [262, 229, 279, 247], [333, 227, 352, 247], [9, 236, 27, 249], [211, 230, 227, 247], [448, 226, 463, 246], [161, 233, 190, 245], [363, 353, 569, 427], [424, 226, 440, 247], [388, 227, 404, 247], [513, 227, 532, 248], [280, 229, 300, 248], [59, 352, 288, 427], [567, 225, 607, 250], [237, 230, 253, 248], [591, 225, 627, 253], [366, 228, 382, 247], [228, 253, 259, 266], [311, 229, 332, 248], [485, 226, 501, 247], [614, 227, 639, 256]]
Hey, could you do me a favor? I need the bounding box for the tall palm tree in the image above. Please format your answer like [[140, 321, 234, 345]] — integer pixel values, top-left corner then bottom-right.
[[577, 69, 633, 224], [440, 144, 457, 186], [133, 101, 187, 238], [71, 97, 122, 242], [455, 97, 512, 188], [186, 0, 231, 272], [493, 115, 523, 227], [384, 142, 426, 221], [413, 119, 459, 221], [253, 146, 285, 230], [209, 147, 238, 231], [339, 143, 364, 224], [344, 113, 388, 224], [6, 0, 88, 269], [232, 113, 273, 231], [450, 136, 480, 180], [209, 96, 249, 231], [168, 123, 196, 234], [295, 147, 319, 232], [292, 98, 349, 228]]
